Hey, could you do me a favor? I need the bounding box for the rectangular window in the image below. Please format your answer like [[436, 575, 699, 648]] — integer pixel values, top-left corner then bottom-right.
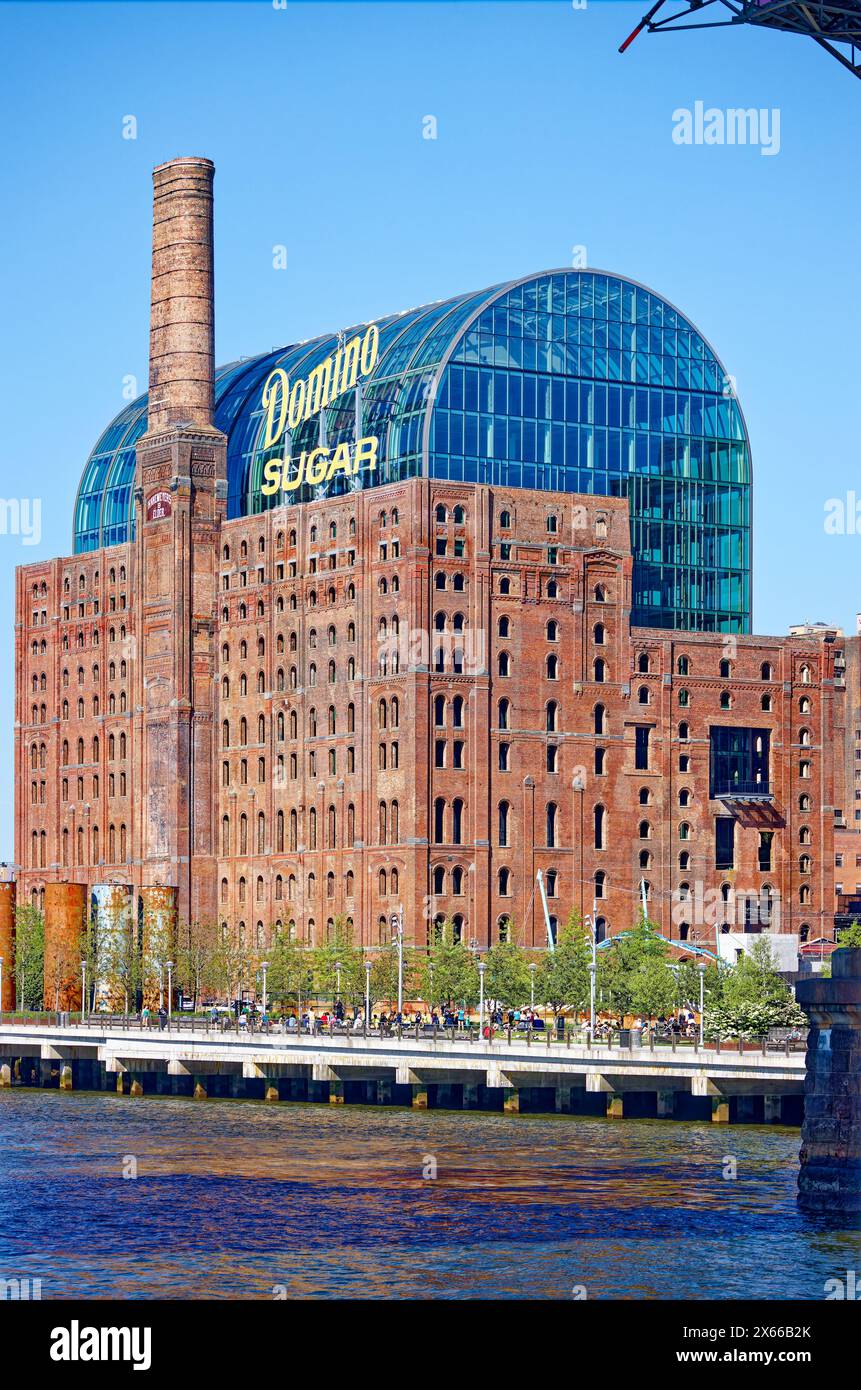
[[715, 816, 735, 871], [435, 739, 446, 768], [759, 831, 774, 873], [635, 726, 650, 771], [709, 726, 770, 798]]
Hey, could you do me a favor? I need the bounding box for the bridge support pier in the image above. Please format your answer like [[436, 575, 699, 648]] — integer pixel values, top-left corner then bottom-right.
[[606, 1092, 624, 1119], [711, 1097, 730, 1124], [555, 1084, 572, 1114], [463, 1083, 479, 1110], [0, 1062, 12, 1088], [59, 1064, 73, 1091], [657, 1089, 674, 1119], [411, 1085, 429, 1109], [329, 1080, 345, 1104], [503, 1086, 520, 1114], [377, 1078, 393, 1105], [763, 1094, 782, 1124], [265, 1083, 279, 1103], [129, 1076, 144, 1098], [193, 1079, 207, 1100]]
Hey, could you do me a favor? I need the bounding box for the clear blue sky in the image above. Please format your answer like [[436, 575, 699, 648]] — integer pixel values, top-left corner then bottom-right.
[[0, 1, 858, 859]]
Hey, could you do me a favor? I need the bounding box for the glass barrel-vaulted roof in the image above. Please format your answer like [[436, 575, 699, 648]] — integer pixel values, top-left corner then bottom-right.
[[73, 269, 751, 631]]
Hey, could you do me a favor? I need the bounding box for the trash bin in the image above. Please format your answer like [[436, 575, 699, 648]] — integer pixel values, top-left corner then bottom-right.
[[618, 1027, 631, 1047], [630, 1027, 643, 1049], [556, 1017, 565, 1039]]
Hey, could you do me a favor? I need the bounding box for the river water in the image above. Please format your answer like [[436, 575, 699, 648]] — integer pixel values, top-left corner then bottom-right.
[[1, 1090, 858, 1299]]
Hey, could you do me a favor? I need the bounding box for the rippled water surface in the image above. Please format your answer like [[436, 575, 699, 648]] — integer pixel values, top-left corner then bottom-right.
[[1, 1090, 858, 1299]]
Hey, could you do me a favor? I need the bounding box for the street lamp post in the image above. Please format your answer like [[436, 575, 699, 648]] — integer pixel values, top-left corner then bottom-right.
[[156, 959, 163, 1013], [81, 960, 87, 1022], [0, 956, 4, 1018], [391, 910, 403, 1018], [261, 961, 268, 1022], [364, 958, 371, 1031], [697, 959, 706, 1047], [335, 959, 342, 1011], [165, 959, 174, 1022], [477, 960, 486, 1039], [528, 961, 537, 1010]]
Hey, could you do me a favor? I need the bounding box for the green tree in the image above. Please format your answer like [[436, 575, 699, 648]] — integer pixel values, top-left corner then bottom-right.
[[174, 919, 218, 1011], [536, 910, 591, 1020], [369, 942, 418, 1012], [597, 913, 668, 1022], [835, 920, 861, 950], [722, 935, 789, 1009], [266, 932, 313, 1013], [629, 955, 677, 1023], [311, 916, 364, 1009], [417, 921, 479, 1011], [484, 933, 532, 1011], [13, 902, 44, 1011], [675, 958, 724, 1015]]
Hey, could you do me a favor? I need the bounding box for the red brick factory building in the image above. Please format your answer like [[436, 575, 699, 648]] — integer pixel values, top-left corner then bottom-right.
[[7, 157, 853, 1006]]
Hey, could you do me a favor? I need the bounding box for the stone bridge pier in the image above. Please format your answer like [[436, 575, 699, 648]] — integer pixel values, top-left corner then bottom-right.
[[796, 946, 861, 1216]]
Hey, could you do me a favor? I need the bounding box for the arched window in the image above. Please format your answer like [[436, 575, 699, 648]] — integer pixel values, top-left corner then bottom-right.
[[452, 798, 464, 844], [498, 801, 510, 846], [594, 704, 606, 735], [434, 797, 445, 843], [546, 802, 558, 847]]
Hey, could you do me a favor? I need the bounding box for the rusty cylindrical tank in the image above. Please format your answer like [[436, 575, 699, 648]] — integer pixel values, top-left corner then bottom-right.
[[139, 885, 178, 1009], [0, 882, 16, 1011], [91, 884, 134, 1012], [44, 884, 87, 1012]]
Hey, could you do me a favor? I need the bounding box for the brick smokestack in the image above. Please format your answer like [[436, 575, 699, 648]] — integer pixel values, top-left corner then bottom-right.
[[146, 156, 216, 433]]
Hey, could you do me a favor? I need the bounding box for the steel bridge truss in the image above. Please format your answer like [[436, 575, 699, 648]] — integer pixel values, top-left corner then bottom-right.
[[620, 1, 861, 80]]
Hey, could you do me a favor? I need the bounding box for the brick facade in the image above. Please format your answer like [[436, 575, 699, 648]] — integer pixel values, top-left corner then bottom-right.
[[15, 479, 839, 952]]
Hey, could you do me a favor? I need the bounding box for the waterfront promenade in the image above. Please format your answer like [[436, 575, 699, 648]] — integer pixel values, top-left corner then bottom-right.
[[0, 1017, 806, 1123]]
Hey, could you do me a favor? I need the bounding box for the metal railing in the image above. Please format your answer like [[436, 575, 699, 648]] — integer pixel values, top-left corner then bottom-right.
[[0, 1011, 807, 1055]]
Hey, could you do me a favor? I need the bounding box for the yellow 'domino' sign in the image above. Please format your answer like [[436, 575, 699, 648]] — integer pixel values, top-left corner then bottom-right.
[[260, 324, 380, 494]]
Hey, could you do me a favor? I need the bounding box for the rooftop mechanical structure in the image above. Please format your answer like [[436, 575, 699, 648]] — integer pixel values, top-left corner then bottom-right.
[[620, 1, 861, 79]]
